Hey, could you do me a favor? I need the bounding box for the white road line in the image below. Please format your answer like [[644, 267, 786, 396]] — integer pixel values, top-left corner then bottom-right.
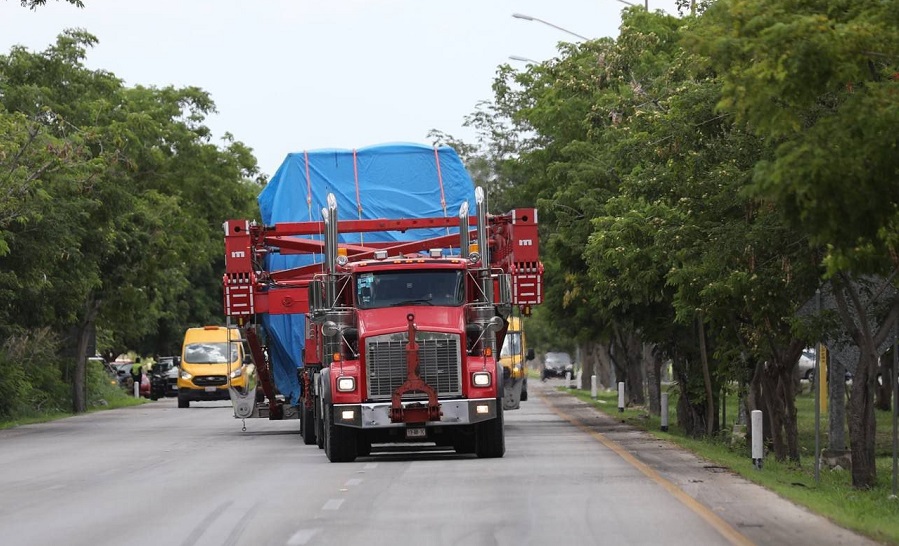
[[363, 463, 378, 469], [322, 499, 344, 511], [344, 478, 363, 487], [286, 528, 320, 545]]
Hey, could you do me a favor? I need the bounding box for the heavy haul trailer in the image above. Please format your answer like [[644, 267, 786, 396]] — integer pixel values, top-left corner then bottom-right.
[[221, 144, 542, 462]]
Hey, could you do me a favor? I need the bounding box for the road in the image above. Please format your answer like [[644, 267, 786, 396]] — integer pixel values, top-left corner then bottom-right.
[[0, 381, 876, 546]]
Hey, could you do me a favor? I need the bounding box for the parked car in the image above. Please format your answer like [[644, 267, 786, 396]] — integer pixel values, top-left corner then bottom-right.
[[149, 356, 180, 400], [113, 361, 150, 397], [797, 349, 816, 380], [542, 351, 574, 380], [798, 348, 853, 384]]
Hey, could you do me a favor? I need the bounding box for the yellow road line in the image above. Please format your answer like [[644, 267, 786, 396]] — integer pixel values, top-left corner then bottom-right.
[[542, 394, 755, 546]]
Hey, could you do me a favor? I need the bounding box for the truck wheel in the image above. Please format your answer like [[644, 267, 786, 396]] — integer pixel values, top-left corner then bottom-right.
[[316, 403, 325, 449], [357, 435, 372, 457], [453, 430, 476, 454], [301, 403, 316, 445], [323, 404, 357, 463], [177, 395, 189, 408], [521, 379, 528, 401], [475, 404, 505, 458]]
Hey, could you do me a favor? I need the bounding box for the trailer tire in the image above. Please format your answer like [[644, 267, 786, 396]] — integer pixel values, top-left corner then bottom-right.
[[301, 403, 317, 445], [475, 404, 505, 458], [323, 404, 357, 463], [178, 395, 189, 408]]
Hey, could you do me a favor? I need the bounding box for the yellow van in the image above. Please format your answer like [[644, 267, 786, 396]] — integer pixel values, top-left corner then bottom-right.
[[500, 315, 535, 410], [177, 326, 251, 408]]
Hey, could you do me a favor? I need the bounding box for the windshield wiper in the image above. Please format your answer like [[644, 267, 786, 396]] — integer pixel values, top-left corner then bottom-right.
[[393, 298, 433, 306]]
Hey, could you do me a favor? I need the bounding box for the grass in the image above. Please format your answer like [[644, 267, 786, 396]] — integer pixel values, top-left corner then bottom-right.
[[561, 384, 899, 544], [0, 382, 147, 430]]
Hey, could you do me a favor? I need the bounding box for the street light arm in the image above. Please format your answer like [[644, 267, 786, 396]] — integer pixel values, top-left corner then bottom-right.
[[511, 13, 590, 41]]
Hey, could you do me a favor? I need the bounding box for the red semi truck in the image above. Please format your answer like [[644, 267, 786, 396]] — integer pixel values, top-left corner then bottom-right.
[[223, 183, 542, 462]]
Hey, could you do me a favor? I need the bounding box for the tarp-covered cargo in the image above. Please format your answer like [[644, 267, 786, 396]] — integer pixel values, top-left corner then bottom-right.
[[257, 143, 476, 404]]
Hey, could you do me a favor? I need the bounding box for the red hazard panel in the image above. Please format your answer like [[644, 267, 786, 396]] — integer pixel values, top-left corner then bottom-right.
[[224, 273, 255, 316], [510, 208, 540, 264], [223, 220, 255, 316]]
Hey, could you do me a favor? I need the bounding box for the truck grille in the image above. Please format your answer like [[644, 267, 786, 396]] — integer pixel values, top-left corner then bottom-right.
[[193, 375, 227, 387], [366, 332, 462, 400]]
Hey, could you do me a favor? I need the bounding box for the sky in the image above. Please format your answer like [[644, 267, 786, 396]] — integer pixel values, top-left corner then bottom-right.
[[2, 0, 681, 177]]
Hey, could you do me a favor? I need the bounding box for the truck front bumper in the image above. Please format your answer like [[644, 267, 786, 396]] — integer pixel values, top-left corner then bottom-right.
[[333, 398, 497, 429]]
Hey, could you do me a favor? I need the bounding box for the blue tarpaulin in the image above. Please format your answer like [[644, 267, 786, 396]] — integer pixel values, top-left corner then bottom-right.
[[257, 143, 476, 404]]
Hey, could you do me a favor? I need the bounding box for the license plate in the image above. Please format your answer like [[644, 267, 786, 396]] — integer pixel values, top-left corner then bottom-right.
[[204, 386, 217, 392], [406, 427, 426, 439]]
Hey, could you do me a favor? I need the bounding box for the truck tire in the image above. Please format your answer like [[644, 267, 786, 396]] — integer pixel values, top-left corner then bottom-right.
[[453, 430, 476, 454], [178, 395, 189, 408], [521, 378, 528, 401], [475, 404, 505, 458], [301, 403, 316, 445], [323, 404, 357, 463]]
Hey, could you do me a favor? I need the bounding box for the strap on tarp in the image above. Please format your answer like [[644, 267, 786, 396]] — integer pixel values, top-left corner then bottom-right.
[[434, 147, 450, 236], [353, 149, 364, 244], [304, 150, 313, 220]]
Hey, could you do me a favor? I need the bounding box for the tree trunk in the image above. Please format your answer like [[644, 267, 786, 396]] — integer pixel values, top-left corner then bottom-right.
[[828, 355, 847, 452], [73, 297, 101, 413], [673, 352, 709, 438], [875, 350, 892, 412], [626, 332, 645, 406], [644, 343, 661, 415], [596, 342, 613, 389], [697, 316, 715, 436], [832, 274, 899, 488], [578, 341, 611, 391], [847, 348, 878, 488]]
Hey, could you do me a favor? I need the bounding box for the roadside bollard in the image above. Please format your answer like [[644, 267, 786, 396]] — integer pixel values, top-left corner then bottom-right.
[[591, 375, 597, 399], [751, 409, 763, 470], [661, 392, 669, 432], [133, 380, 139, 398], [565, 371, 571, 386], [617, 382, 625, 413]]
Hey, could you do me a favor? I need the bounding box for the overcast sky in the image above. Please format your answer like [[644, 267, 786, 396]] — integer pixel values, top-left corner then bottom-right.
[[2, 0, 680, 177]]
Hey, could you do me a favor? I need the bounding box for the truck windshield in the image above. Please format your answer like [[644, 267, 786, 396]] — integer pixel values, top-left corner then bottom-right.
[[356, 269, 464, 309], [500, 332, 522, 357], [184, 343, 238, 364]]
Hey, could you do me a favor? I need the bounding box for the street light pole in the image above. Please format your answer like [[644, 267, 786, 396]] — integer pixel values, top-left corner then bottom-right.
[[511, 13, 590, 41], [616, 0, 649, 9], [509, 55, 540, 64]]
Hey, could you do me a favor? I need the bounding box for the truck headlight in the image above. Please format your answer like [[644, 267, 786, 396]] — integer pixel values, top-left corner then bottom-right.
[[229, 367, 243, 378], [180, 370, 193, 380], [472, 371, 491, 387], [336, 376, 356, 392]]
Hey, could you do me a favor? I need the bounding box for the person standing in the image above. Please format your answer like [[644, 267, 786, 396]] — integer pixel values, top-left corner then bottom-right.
[[131, 358, 142, 397]]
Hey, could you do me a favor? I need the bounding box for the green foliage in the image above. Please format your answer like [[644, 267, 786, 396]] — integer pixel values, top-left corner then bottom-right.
[[0, 329, 67, 418], [0, 30, 262, 416], [19, 0, 84, 8], [692, 0, 899, 271]]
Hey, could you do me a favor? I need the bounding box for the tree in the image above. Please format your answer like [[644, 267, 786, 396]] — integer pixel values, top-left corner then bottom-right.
[[0, 30, 260, 413], [693, 0, 899, 487], [18, 0, 84, 9]]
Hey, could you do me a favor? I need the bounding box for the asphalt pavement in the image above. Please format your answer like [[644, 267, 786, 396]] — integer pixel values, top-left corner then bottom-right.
[[533, 378, 881, 546]]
